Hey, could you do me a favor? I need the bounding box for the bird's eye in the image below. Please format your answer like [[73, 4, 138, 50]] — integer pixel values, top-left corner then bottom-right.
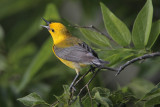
[[52, 29, 54, 32]]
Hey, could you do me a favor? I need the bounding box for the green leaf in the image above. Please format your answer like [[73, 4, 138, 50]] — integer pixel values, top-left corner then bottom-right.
[[104, 49, 134, 66], [82, 94, 97, 107], [109, 90, 137, 105], [100, 2, 131, 47], [92, 87, 110, 97], [17, 92, 49, 106], [128, 78, 154, 99], [144, 96, 160, 107], [18, 38, 53, 92], [142, 82, 160, 100], [80, 28, 111, 47], [132, 0, 153, 49], [54, 85, 70, 105], [70, 97, 81, 107], [146, 20, 160, 49], [93, 92, 113, 107], [54, 85, 80, 107]]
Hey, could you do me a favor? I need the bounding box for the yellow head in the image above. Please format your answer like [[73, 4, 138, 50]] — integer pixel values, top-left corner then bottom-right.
[[41, 18, 70, 45]]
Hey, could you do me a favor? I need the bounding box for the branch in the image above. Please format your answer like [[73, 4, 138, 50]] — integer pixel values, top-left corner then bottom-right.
[[69, 25, 113, 41], [73, 69, 101, 104], [115, 52, 160, 76]]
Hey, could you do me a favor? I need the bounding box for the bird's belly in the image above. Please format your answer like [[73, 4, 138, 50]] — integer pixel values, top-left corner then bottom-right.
[[53, 47, 87, 70], [58, 57, 86, 70]]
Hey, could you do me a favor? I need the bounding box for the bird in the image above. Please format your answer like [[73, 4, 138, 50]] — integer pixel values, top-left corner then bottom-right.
[[41, 18, 109, 91]]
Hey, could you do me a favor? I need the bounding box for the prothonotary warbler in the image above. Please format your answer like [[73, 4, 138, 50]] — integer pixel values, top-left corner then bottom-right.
[[41, 18, 109, 91]]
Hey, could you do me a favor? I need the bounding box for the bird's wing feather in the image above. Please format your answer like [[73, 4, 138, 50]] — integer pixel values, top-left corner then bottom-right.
[[54, 42, 99, 64]]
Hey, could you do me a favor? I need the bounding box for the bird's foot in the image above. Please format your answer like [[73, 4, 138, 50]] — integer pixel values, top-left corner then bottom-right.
[[69, 84, 76, 92], [90, 66, 96, 73]]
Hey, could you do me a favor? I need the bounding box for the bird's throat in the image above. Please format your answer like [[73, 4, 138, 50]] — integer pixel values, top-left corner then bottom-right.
[[52, 34, 70, 45]]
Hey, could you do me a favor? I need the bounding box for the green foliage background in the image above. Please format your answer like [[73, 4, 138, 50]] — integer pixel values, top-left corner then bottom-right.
[[0, 0, 160, 107]]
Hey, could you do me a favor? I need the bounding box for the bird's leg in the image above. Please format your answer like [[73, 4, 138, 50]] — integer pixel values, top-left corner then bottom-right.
[[90, 65, 96, 73], [69, 72, 79, 92]]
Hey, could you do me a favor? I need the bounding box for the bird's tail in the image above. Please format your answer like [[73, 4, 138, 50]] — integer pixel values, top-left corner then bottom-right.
[[99, 59, 109, 64], [92, 59, 109, 66]]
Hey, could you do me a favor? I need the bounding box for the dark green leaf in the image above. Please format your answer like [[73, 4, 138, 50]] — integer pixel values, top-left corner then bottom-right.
[[100, 2, 131, 47], [18, 38, 53, 92], [17, 92, 49, 106], [12, 19, 40, 48], [142, 82, 160, 100], [146, 20, 160, 49], [82, 94, 97, 107], [132, 0, 153, 49], [93, 92, 113, 107], [80, 28, 111, 47], [144, 96, 160, 107]]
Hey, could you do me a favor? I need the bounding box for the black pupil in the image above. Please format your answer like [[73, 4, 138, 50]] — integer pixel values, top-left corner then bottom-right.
[[52, 29, 54, 32]]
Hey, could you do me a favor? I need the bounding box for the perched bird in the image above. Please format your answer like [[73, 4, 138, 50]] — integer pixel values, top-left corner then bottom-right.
[[41, 18, 109, 90]]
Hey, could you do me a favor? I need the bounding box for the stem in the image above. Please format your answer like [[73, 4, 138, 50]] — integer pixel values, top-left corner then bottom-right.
[[116, 52, 160, 76]]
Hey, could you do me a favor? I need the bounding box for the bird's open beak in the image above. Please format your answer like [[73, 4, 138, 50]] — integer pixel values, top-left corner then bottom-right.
[[41, 17, 50, 25], [41, 25, 50, 30], [41, 17, 50, 30]]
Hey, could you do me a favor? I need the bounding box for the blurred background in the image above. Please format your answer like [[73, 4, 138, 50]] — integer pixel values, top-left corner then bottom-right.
[[0, 0, 160, 106]]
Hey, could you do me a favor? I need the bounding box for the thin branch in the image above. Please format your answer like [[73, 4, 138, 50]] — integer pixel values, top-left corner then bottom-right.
[[70, 25, 113, 41], [99, 66, 117, 72], [73, 69, 101, 102], [69, 67, 96, 104], [74, 67, 93, 87], [115, 52, 160, 76], [74, 66, 116, 87], [50, 101, 59, 107], [86, 85, 93, 107]]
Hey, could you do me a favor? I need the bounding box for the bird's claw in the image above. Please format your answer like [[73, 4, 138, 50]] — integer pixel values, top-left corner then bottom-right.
[[69, 85, 76, 92], [90, 66, 96, 73]]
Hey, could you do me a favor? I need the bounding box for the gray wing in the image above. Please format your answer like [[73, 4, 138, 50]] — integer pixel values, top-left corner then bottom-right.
[[54, 43, 100, 65]]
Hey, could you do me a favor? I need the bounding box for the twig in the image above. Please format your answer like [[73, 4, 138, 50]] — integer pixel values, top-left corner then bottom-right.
[[115, 52, 160, 76], [68, 67, 95, 104], [100, 66, 117, 72], [74, 66, 117, 87], [70, 25, 112, 41], [73, 69, 101, 103], [50, 101, 59, 107], [74, 67, 93, 87], [86, 85, 93, 107]]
